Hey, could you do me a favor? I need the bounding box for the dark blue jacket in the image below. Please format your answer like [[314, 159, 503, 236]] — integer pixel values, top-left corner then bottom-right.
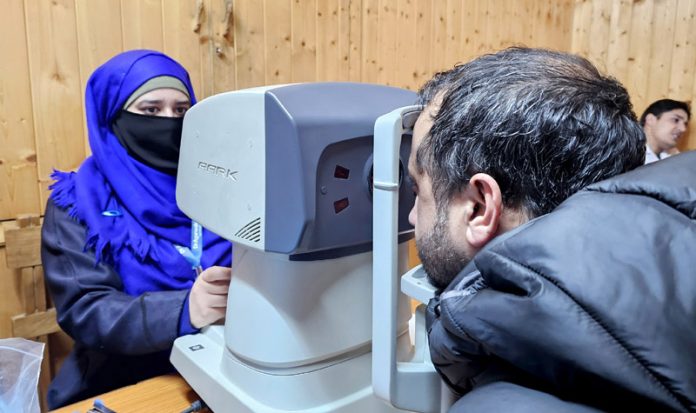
[[427, 151, 696, 412], [42, 199, 191, 408]]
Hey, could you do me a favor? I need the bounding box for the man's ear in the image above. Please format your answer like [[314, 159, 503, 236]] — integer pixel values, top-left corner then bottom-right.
[[449, 173, 503, 249], [645, 113, 657, 127]]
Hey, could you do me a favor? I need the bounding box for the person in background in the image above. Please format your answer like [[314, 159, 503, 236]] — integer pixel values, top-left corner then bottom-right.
[[410, 47, 696, 411], [42, 50, 233, 408], [640, 98, 690, 164]]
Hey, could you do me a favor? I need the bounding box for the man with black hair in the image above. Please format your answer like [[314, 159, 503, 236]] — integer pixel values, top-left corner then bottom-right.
[[640, 98, 690, 164], [409, 47, 696, 412]]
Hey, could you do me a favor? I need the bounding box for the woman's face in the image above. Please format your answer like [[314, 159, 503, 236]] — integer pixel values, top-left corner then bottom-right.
[[126, 88, 191, 118]]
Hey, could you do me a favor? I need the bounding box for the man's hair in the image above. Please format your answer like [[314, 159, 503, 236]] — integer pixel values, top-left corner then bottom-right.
[[639, 99, 691, 126], [416, 47, 646, 218]]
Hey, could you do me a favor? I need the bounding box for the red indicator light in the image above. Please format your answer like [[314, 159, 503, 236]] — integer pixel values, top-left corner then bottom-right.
[[334, 165, 350, 179], [334, 197, 349, 213]]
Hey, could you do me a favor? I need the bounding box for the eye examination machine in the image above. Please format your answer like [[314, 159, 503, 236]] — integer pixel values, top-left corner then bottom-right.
[[172, 83, 446, 412]]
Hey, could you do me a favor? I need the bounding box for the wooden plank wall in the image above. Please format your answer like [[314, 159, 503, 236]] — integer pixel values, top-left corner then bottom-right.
[[571, 0, 696, 152], [0, 0, 690, 343]]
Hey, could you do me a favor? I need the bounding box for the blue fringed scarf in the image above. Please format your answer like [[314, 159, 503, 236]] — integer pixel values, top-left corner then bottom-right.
[[49, 50, 231, 296]]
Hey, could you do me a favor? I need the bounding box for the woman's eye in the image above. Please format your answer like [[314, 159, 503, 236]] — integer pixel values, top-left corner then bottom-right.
[[175, 107, 188, 115], [144, 107, 159, 115]]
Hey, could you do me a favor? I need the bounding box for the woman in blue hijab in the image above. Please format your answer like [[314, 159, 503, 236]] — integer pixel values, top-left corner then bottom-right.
[[41, 50, 232, 408]]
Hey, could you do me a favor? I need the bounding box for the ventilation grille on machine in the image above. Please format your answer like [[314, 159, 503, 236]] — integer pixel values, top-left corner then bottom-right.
[[234, 217, 261, 242]]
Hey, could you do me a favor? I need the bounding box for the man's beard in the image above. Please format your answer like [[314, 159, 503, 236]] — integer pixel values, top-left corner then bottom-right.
[[416, 215, 472, 290]]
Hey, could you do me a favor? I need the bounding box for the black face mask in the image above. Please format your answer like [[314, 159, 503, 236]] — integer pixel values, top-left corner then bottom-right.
[[111, 110, 184, 175]]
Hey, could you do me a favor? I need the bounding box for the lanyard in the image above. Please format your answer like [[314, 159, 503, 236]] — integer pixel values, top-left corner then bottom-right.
[[174, 221, 203, 275]]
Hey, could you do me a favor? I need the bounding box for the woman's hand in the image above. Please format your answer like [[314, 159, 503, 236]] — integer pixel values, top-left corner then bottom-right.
[[188, 266, 232, 329]]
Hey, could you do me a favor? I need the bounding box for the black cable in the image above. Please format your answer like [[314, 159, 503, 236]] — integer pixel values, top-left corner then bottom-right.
[[180, 399, 207, 413]]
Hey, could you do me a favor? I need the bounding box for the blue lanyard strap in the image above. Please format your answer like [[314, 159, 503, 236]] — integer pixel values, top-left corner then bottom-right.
[[174, 221, 203, 274]]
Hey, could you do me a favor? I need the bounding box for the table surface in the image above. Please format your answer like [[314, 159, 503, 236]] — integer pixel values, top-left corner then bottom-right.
[[49, 374, 202, 413]]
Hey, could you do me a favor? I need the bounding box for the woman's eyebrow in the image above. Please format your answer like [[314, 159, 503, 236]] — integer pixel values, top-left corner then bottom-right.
[[136, 99, 164, 105]]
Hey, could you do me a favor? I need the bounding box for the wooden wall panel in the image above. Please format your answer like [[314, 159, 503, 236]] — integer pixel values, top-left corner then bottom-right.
[[669, 0, 696, 103], [161, 1, 212, 101], [646, 2, 677, 102], [503, 0, 526, 49], [315, 0, 359, 83], [460, 1, 484, 65], [75, 0, 124, 70], [588, 0, 611, 71], [481, 2, 498, 55], [337, 0, 356, 81], [75, 0, 124, 157], [393, 0, 417, 90], [606, 0, 633, 83], [0, 0, 41, 219], [377, 0, 399, 86], [361, 0, 380, 83], [444, 0, 463, 67], [412, 0, 433, 88], [0, 249, 25, 346], [234, 0, 266, 89], [265, 0, 293, 85], [209, 0, 237, 95], [347, 0, 363, 81], [24, 0, 86, 212], [430, 0, 448, 74], [291, 0, 317, 82], [555, 1, 576, 50], [316, 0, 340, 81], [121, 0, 165, 52], [625, 0, 654, 108]]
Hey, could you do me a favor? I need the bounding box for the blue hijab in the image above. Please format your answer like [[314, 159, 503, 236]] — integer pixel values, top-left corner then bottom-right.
[[50, 50, 232, 296]]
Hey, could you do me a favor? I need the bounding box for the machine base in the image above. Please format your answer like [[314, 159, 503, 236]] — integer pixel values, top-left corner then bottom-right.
[[171, 326, 414, 412]]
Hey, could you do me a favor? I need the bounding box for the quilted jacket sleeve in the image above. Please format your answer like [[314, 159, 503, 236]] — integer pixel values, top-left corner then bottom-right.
[[426, 269, 525, 395]]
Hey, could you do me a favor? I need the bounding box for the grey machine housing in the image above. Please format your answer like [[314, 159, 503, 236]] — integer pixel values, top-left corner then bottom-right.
[[172, 82, 430, 413], [177, 82, 417, 258]]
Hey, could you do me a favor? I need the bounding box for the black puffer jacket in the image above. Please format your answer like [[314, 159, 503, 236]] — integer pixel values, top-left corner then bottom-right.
[[426, 151, 696, 412]]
